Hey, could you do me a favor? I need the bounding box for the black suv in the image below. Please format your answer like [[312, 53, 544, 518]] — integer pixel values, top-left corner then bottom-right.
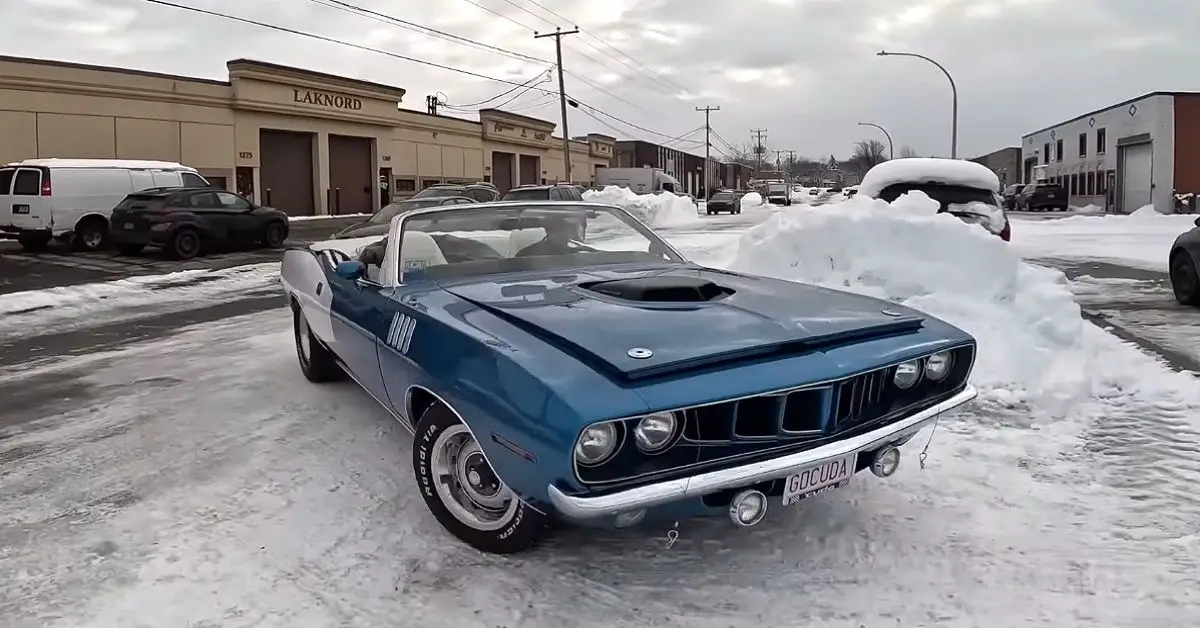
[[1015, 182, 1067, 212], [413, 182, 500, 203], [499, 184, 585, 202], [109, 187, 289, 259]]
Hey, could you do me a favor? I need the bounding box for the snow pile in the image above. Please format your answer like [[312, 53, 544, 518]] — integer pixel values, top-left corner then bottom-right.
[[582, 186, 698, 227], [1010, 207, 1196, 271], [730, 192, 1092, 412], [740, 192, 764, 208], [858, 158, 1000, 197]]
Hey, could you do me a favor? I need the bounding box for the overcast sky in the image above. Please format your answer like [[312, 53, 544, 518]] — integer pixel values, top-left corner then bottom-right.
[[3, 0, 1193, 161]]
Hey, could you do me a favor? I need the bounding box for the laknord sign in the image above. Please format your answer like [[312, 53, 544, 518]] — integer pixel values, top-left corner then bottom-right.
[[293, 89, 363, 111]]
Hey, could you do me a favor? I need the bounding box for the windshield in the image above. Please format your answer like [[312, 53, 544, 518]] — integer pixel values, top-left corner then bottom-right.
[[501, 188, 551, 201], [369, 199, 446, 224], [395, 204, 684, 282], [412, 186, 462, 199]]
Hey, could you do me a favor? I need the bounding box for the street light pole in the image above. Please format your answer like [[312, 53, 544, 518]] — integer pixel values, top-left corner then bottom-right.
[[857, 122, 894, 160], [876, 50, 957, 159]]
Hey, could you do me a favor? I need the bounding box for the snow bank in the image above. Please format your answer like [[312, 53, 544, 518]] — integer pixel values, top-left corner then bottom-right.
[[740, 192, 764, 208], [582, 186, 698, 227], [1010, 207, 1196, 271], [730, 193, 1091, 412], [858, 158, 1000, 197]]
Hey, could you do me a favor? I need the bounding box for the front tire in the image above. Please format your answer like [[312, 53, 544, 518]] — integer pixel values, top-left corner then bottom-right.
[[263, 220, 288, 248], [413, 403, 546, 554], [1170, 252, 1200, 306], [292, 304, 345, 382]]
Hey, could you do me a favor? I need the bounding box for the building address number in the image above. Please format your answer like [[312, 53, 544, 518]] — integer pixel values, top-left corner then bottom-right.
[[238, 151, 253, 159]]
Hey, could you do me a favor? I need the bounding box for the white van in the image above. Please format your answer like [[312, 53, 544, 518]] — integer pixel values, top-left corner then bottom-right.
[[0, 159, 210, 251]]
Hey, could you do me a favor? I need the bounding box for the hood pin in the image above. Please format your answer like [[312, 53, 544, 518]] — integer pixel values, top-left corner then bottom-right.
[[627, 347, 653, 359]]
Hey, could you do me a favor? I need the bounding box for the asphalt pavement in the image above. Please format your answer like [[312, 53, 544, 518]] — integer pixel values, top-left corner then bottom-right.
[[0, 217, 362, 295]]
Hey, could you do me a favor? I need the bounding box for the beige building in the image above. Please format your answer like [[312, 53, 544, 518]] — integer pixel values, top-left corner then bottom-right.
[[0, 54, 615, 216]]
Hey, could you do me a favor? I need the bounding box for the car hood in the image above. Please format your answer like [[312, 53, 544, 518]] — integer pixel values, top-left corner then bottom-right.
[[441, 265, 926, 380]]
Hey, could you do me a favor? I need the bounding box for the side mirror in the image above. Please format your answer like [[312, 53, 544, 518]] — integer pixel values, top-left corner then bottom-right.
[[335, 261, 366, 280]]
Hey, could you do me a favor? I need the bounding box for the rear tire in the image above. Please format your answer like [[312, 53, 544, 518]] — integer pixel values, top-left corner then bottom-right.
[[17, 231, 51, 251], [292, 304, 345, 382], [72, 217, 109, 252], [1170, 252, 1200, 306], [413, 403, 547, 554], [168, 228, 201, 260]]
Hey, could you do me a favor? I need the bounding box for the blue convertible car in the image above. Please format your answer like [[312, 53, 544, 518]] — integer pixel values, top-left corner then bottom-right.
[[280, 202, 978, 554]]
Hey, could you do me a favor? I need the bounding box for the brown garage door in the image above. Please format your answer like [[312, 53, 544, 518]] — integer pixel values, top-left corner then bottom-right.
[[260, 129, 316, 216], [328, 135, 373, 215]]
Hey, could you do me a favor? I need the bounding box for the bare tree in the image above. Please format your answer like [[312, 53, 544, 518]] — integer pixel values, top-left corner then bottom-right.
[[723, 143, 760, 168], [897, 145, 920, 158], [852, 139, 889, 167]]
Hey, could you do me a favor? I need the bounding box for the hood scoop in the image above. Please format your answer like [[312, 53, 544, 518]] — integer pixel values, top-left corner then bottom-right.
[[579, 276, 733, 303]]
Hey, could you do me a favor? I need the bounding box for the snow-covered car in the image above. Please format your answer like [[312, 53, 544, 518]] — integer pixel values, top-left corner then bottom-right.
[[1169, 216, 1200, 305], [280, 201, 979, 554], [843, 185, 859, 198], [858, 158, 1011, 241]]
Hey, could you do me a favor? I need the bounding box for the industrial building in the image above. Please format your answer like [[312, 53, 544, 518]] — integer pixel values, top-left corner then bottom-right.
[[1021, 91, 1200, 213], [969, 147, 1022, 188], [0, 54, 614, 216], [612, 140, 750, 196]]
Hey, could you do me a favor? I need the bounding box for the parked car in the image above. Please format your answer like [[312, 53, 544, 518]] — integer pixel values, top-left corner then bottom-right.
[[858, 158, 1011, 241], [0, 158, 210, 252], [280, 201, 979, 554], [1000, 184, 1022, 210], [500, 184, 585, 202], [109, 187, 288, 259], [843, 185, 860, 198], [706, 189, 743, 215], [1169, 216, 1200, 305], [413, 182, 500, 203], [333, 196, 475, 239], [1015, 182, 1067, 212]]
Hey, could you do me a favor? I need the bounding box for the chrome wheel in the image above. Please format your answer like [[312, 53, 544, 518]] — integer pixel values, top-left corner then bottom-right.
[[297, 312, 311, 360], [430, 424, 516, 531]]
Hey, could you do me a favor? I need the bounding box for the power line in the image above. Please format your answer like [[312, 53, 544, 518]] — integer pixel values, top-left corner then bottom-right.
[[442, 67, 552, 109], [499, 0, 695, 98], [312, 0, 646, 113], [136, 0, 697, 146]]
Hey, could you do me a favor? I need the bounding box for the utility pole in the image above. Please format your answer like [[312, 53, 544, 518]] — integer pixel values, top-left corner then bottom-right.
[[785, 150, 796, 178], [751, 128, 767, 177], [696, 106, 720, 201], [535, 27, 580, 182]]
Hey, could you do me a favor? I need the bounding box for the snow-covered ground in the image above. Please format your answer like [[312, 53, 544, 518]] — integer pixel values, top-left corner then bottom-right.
[[1011, 206, 1195, 271], [2, 191, 1199, 627]]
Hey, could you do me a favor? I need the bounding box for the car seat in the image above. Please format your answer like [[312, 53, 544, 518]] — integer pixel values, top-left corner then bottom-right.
[[399, 230, 447, 280]]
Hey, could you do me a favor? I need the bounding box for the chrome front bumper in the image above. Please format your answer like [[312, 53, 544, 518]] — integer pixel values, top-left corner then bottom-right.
[[547, 385, 978, 520]]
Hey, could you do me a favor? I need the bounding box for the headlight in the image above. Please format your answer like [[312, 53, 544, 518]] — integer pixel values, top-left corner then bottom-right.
[[925, 351, 953, 380], [893, 360, 922, 389], [633, 413, 677, 453], [574, 423, 619, 466]]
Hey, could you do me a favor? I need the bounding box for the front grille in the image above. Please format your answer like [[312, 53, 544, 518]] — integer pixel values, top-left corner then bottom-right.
[[835, 366, 894, 429], [681, 387, 827, 442]]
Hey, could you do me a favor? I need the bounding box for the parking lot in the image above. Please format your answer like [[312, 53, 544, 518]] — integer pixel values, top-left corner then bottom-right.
[[0, 217, 363, 296]]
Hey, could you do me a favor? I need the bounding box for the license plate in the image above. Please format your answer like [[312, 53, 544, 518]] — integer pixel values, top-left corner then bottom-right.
[[124, 223, 134, 229], [781, 452, 856, 506], [13, 206, 29, 214], [1047, 194, 1057, 198]]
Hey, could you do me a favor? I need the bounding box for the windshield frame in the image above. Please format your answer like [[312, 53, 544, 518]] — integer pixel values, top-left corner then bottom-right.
[[379, 202, 687, 287]]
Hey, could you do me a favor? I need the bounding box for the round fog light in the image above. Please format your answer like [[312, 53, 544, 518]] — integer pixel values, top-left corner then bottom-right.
[[871, 445, 901, 478], [614, 509, 646, 528], [728, 489, 768, 527]]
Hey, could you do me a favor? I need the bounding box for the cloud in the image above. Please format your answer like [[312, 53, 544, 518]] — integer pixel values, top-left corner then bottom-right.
[[0, 0, 1194, 160]]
